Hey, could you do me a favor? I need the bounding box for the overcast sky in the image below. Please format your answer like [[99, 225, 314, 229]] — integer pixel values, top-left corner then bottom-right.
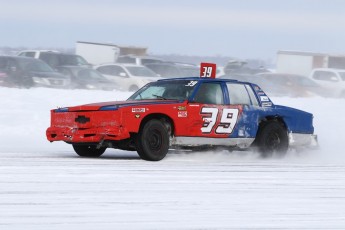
[[1, 0, 345, 59]]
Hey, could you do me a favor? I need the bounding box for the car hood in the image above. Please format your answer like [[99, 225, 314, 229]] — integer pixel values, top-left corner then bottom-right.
[[65, 99, 181, 112], [31, 71, 68, 79]]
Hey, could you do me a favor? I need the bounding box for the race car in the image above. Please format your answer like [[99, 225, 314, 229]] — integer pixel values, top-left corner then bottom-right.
[[46, 63, 317, 161]]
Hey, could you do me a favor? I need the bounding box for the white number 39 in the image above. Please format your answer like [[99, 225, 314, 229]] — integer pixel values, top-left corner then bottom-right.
[[201, 67, 213, 78], [201, 108, 239, 134]]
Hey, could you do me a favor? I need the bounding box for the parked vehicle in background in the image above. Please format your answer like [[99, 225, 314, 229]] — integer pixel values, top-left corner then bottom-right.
[[17, 50, 90, 69], [224, 60, 268, 75], [220, 73, 286, 96], [220, 73, 325, 97], [116, 55, 163, 66], [255, 73, 326, 97], [145, 62, 199, 78], [309, 68, 345, 97], [0, 56, 70, 88], [94, 63, 161, 91], [56, 66, 118, 91]]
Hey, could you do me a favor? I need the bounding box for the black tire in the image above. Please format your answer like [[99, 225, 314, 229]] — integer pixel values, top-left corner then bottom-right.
[[72, 144, 106, 158], [256, 121, 288, 157], [135, 119, 170, 161], [21, 77, 34, 88]]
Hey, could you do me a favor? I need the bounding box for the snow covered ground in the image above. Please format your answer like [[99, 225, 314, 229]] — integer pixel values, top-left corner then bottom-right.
[[1, 87, 345, 229]]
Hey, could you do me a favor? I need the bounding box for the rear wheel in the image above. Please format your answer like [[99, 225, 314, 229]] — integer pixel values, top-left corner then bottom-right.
[[72, 144, 106, 157], [135, 119, 170, 161], [256, 121, 288, 157]]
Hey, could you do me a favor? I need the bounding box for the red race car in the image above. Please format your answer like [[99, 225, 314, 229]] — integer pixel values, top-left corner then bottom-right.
[[46, 64, 317, 161]]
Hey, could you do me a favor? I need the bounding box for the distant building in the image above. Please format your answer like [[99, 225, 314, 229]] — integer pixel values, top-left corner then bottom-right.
[[276, 50, 345, 76]]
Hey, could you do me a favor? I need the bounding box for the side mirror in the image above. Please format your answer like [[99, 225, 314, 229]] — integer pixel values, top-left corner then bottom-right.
[[119, 72, 127, 77]]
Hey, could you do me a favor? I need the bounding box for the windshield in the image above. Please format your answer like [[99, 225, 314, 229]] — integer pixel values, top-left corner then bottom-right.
[[20, 59, 54, 72], [77, 69, 106, 80], [127, 79, 199, 100], [126, 66, 158, 77], [60, 55, 89, 66]]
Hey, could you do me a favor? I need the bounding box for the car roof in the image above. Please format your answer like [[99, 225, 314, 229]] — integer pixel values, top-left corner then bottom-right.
[[0, 55, 42, 61], [312, 68, 345, 72], [57, 65, 91, 70], [157, 77, 252, 85], [118, 55, 162, 60], [18, 50, 60, 53], [96, 63, 147, 68], [257, 72, 307, 78]]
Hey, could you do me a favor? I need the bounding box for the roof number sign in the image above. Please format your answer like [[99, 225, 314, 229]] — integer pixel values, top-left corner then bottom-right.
[[200, 63, 216, 78]]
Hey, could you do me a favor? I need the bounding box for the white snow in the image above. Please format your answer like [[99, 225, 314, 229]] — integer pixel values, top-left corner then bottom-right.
[[1, 87, 345, 229]]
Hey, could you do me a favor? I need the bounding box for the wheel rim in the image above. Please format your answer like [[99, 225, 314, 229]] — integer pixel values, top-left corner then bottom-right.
[[147, 129, 162, 151]]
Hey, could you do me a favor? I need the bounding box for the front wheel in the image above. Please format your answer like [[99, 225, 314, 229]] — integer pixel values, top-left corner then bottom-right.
[[72, 144, 106, 158], [255, 121, 288, 158], [135, 119, 170, 161]]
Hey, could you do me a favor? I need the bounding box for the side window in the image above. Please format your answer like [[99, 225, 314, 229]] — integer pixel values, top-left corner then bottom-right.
[[193, 83, 223, 104], [96, 66, 112, 75], [227, 83, 251, 105], [110, 66, 127, 76], [313, 71, 338, 82], [97, 65, 124, 76], [245, 84, 259, 106]]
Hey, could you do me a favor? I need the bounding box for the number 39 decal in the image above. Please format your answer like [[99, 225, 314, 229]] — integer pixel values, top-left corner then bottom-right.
[[201, 107, 239, 134], [200, 63, 216, 78]]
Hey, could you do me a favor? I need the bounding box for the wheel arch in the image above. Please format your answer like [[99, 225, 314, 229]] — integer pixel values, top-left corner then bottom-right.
[[137, 113, 175, 137], [254, 115, 288, 144], [258, 115, 288, 131]]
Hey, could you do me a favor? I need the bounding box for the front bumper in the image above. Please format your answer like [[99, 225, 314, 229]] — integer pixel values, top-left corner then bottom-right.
[[288, 133, 318, 148], [46, 126, 130, 143]]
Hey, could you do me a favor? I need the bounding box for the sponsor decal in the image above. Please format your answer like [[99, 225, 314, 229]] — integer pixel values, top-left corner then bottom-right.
[[260, 96, 270, 102], [178, 111, 188, 117], [178, 106, 187, 111], [185, 81, 198, 87], [261, 102, 273, 107], [132, 108, 145, 113], [135, 114, 141, 118]]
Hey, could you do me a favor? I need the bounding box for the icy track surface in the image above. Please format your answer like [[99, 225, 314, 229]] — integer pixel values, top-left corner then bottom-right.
[[1, 87, 345, 229]]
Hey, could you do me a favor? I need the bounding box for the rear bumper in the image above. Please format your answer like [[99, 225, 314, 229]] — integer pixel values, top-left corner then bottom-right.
[[288, 133, 318, 148], [46, 126, 130, 143]]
